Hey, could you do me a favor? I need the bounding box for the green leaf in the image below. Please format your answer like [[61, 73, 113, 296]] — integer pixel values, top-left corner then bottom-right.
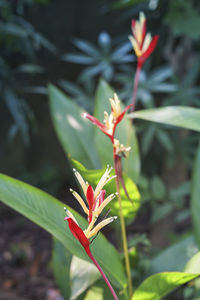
[[151, 176, 166, 200], [84, 281, 113, 300], [84, 281, 128, 300], [62, 54, 96, 64], [165, 0, 200, 40], [151, 203, 172, 224], [130, 106, 200, 132], [0, 173, 127, 289], [112, 0, 147, 9], [150, 235, 198, 274], [184, 252, 200, 274], [51, 238, 72, 300], [70, 256, 100, 300], [48, 84, 100, 169], [73, 38, 100, 57], [132, 272, 199, 300], [71, 159, 140, 224], [191, 142, 200, 249], [93, 79, 140, 182]]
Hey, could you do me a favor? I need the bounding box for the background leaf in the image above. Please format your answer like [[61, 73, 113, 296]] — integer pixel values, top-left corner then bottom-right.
[[70, 256, 100, 300], [150, 235, 198, 274], [51, 238, 72, 300], [48, 84, 100, 169], [184, 252, 200, 274], [130, 106, 200, 132], [132, 272, 199, 300], [0, 173, 127, 290]]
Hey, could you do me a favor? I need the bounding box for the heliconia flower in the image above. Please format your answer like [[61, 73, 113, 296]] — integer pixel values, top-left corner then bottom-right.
[[64, 213, 118, 300], [129, 12, 159, 65], [113, 138, 131, 158], [70, 166, 117, 225], [83, 93, 133, 142], [64, 168, 119, 300]]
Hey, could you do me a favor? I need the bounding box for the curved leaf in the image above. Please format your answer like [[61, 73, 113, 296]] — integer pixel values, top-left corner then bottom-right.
[[132, 272, 199, 300], [51, 238, 72, 299], [70, 256, 100, 300], [150, 235, 198, 274], [48, 84, 100, 169], [184, 252, 200, 274], [130, 106, 200, 132], [0, 173, 126, 289]]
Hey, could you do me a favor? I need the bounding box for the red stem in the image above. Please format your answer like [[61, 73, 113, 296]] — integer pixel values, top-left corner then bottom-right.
[[131, 61, 142, 112], [85, 246, 119, 300]]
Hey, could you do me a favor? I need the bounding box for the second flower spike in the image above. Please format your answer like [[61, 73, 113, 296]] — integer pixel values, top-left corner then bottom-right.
[[129, 12, 159, 65], [83, 93, 133, 142]]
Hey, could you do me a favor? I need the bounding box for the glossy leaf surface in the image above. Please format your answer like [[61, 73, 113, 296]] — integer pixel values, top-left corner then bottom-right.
[[132, 272, 199, 300], [130, 106, 200, 132], [48, 84, 100, 169], [0, 173, 126, 289]]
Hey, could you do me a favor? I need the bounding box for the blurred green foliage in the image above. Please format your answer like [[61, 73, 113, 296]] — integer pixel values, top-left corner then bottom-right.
[[1, 0, 200, 299]]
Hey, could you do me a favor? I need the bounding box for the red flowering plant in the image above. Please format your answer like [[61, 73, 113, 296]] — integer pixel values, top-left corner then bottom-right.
[[83, 93, 133, 297], [64, 167, 119, 300], [129, 12, 159, 110]]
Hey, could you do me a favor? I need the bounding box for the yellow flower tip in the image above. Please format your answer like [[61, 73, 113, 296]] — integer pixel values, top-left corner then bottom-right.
[[109, 93, 121, 118], [139, 11, 145, 24], [94, 165, 114, 199], [142, 33, 152, 53], [87, 216, 118, 238], [103, 111, 114, 134], [64, 208, 79, 225], [71, 190, 89, 215], [114, 138, 131, 155], [73, 168, 88, 195]]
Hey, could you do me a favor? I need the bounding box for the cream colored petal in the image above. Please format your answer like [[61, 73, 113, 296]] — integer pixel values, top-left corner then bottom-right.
[[73, 169, 88, 196], [95, 193, 117, 216], [139, 11, 145, 25], [135, 21, 142, 43], [64, 207, 79, 225], [94, 166, 112, 199], [142, 33, 152, 53], [84, 215, 97, 238], [128, 35, 142, 57], [104, 111, 114, 133], [109, 93, 121, 116], [87, 216, 117, 238], [70, 189, 89, 215]]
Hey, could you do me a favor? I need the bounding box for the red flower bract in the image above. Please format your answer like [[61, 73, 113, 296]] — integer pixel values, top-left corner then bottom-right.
[[64, 217, 90, 251], [129, 12, 159, 66]]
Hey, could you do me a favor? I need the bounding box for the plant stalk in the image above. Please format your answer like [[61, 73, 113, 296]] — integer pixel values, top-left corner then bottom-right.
[[114, 158, 133, 299], [85, 246, 119, 300], [131, 61, 142, 113]]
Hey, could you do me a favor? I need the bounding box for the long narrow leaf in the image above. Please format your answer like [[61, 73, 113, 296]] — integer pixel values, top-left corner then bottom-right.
[[130, 106, 200, 132], [51, 238, 72, 299], [132, 272, 199, 300], [0, 173, 127, 289], [48, 84, 100, 169]]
